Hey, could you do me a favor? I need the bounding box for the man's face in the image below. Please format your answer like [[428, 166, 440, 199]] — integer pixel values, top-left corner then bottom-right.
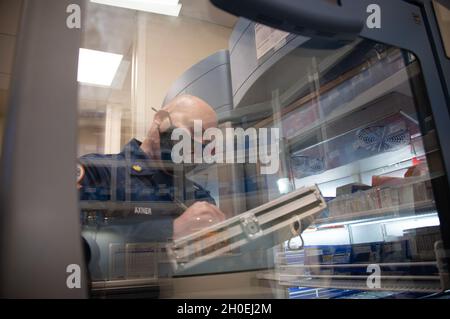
[[157, 107, 218, 163]]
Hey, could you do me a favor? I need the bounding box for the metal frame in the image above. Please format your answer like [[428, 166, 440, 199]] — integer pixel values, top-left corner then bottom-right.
[[416, 0, 450, 121], [0, 0, 88, 298], [349, 0, 450, 256]]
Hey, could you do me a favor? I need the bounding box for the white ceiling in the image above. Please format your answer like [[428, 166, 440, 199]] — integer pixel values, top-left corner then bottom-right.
[[79, 0, 237, 105], [0, 0, 237, 117], [82, 0, 237, 55]]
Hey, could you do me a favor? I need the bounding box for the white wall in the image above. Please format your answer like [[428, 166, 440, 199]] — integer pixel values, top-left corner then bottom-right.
[[143, 14, 232, 130]]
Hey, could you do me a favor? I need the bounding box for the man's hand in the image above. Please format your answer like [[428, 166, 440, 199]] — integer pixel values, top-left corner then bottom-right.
[[173, 201, 226, 240]]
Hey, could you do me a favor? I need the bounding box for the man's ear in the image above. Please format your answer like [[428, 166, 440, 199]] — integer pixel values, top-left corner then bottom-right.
[[153, 109, 173, 132], [159, 117, 173, 133]]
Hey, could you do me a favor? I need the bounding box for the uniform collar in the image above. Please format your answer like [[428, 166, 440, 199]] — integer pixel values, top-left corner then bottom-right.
[[121, 138, 158, 176]]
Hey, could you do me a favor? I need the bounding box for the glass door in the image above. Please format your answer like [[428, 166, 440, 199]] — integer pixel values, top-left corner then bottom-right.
[[205, 0, 450, 298], [70, 0, 450, 299]]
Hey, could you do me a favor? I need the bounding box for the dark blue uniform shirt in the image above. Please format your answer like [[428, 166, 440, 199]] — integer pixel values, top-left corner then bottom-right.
[[79, 138, 215, 242]]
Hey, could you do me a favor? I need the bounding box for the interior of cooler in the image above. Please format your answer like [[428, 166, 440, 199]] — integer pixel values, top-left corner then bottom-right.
[[241, 38, 447, 297]]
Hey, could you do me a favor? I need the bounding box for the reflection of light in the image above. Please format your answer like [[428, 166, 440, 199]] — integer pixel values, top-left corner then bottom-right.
[[293, 213, 440, 247], [90, 0, 182, 17], [315, 212, 439, 229], [77, 48, 123, 86], [277, 178, 292, 195]]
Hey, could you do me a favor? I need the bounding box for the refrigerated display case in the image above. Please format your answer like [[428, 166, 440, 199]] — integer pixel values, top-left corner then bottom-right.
[[1, 0, 450, 299], [221, 16, 449, 297]]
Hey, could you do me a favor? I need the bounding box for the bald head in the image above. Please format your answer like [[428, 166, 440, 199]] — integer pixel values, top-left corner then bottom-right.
[[141, 94, 218, 160], [160, 95, 218, 133]]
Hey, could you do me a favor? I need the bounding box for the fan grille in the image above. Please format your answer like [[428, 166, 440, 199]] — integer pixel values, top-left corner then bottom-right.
[[356, 125, 410, 152]]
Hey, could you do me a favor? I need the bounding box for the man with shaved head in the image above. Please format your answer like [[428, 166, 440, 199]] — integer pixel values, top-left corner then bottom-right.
[[78, 95, 225, 279], [141, 94, 218, 164]]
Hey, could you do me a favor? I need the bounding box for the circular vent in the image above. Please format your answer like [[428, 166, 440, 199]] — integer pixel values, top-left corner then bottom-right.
[[356, 125, 410, 152]]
